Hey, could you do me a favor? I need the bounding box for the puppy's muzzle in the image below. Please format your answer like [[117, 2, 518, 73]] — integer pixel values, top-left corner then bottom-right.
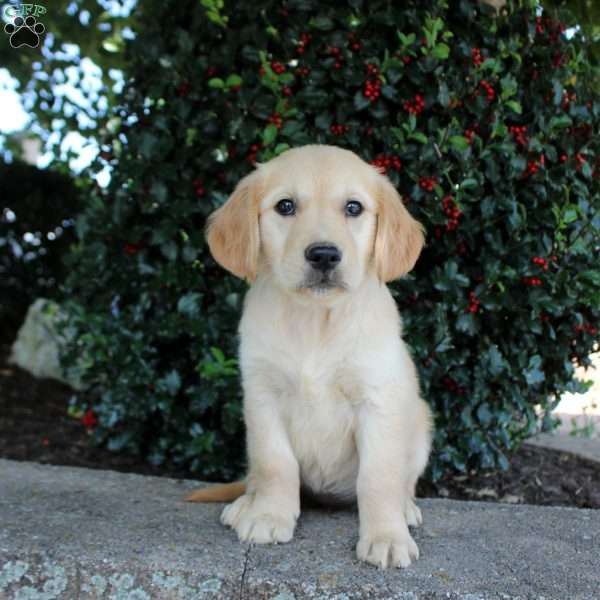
[[304, 243, 342, 273]]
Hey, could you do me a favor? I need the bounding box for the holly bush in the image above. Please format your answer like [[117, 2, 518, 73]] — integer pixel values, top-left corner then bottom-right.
[[60, 0, 600, 480], [0, 160, 80, 339]]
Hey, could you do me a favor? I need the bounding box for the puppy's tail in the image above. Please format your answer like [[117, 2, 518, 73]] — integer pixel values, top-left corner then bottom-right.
[[183, 481, 246, 503]]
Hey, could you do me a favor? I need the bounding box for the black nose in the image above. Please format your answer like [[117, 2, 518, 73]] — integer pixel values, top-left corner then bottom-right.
[[304, 243, 342, 272]]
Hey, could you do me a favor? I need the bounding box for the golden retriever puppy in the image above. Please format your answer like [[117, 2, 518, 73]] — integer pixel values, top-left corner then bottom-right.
[[186, 145, 432, 569]]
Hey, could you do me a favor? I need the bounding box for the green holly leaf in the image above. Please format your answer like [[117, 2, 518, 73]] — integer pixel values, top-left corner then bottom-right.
[[160, 240, 178, 261], [410, 131, 428, 144], [162, 370, 181, 395], [310, 16, 333, 30], [225, 74, 242, 87], [208, 77, 225, 89], [432, 43, 450, 60], [456, 313, 477, 335], [177, 292, 201, 318], [449, 135, 470, 152], [550, 115, 573, 130], [506, 100, 522, 114], [353, 90, 370, 111], [525, 355, 545, 386], [486, 345, 506, 376], [460, 177, 478, 189], [262, 123, 278, 146], [438, 80, 450, 107], [477, 403, 492, 425]]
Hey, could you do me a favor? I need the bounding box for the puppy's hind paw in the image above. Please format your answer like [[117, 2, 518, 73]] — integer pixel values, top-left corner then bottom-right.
[[405, 498, 423, 528]]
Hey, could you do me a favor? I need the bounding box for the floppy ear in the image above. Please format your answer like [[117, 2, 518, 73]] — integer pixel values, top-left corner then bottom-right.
[[206, 171, 262, 281], [374, 177, 425, 282]]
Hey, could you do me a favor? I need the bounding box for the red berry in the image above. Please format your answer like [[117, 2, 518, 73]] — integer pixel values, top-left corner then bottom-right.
[[479, 80, 496, 103], [177, 81, 190, 97], [268, 113, 283, 129], [123, 243, 141, 256], [247, 143, 262, 163], [363, 66, 382, 102], [403, 94, 426, 115], [522, 276, 543, 286], [419, 176, 436, 191], [509, 125, 529, 147], [81, 409, 98, 429], [471, 48, 483, 67], [369, 154, 401, 174], [297, 33, 311, 54], [271, 61, 286, 75], [330, 124, 349, 136], [468, 292, 481, 313], [524, 158, 541, 177], [536, 16, 544, 34]]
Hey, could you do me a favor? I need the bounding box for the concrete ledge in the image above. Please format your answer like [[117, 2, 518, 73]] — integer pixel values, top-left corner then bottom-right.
[[1, 459, 598, 600], [526, 430, 600, 464]]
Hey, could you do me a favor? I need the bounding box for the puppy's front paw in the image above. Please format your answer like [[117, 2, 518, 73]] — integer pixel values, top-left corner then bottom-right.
[[356, 530, 419, 569], [221, 494, 298, 544]]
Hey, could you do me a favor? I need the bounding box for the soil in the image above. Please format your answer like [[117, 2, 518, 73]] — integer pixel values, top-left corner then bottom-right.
[[1, 341, 599, 509]]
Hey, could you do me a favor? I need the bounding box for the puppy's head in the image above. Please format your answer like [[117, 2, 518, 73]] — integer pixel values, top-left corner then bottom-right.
[[207, 145, 424, 299]]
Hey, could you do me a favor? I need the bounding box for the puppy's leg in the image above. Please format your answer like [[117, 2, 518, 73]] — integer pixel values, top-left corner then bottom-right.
[[221, 390, 300, 545], [355, 399, 426, 569], [404, 399, 432, 528]]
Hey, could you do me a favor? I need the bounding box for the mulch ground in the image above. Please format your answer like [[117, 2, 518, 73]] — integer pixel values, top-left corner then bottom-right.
[[1, 341, 599, 509]]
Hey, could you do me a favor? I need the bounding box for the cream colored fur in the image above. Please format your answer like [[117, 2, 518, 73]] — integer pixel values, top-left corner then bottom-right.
[[199, 145, 432, 569]]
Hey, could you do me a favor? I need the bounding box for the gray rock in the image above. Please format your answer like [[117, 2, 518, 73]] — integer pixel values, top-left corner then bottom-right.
[[8, 299, 85, 390]]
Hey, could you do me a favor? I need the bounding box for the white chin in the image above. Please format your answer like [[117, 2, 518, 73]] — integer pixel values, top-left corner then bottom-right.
[[302, 282, 346, 298], [308, 285, 337, 295]]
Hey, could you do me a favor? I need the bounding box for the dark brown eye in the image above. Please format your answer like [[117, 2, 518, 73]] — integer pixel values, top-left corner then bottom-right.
[[345, 200, 363, 217], [275, 198, 296, 216]]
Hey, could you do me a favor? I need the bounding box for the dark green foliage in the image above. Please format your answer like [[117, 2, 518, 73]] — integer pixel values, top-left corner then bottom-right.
[[0, 160, 80, 336], [60, 0, 600, 480]]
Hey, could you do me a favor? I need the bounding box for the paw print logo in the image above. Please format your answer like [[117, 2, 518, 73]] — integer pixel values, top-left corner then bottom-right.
[[4, 15, 45, 48]]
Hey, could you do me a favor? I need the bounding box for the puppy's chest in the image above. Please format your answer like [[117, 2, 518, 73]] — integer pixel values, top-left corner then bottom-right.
[[271, 356, 363, 438], [279, 352, 364, 407], [259, 316, 366, 407]]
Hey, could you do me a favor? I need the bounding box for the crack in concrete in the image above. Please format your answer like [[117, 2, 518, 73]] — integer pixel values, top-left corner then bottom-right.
[[238, 543, 252, 600]]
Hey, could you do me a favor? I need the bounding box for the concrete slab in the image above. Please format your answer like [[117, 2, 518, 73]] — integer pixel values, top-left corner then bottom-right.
[[526, 430, 600, 465], [1, 459, 599, 600]]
